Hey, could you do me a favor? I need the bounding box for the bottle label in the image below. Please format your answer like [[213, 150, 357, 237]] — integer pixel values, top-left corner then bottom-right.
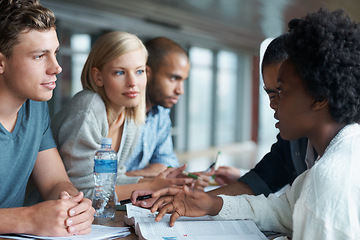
[[94, 159, 117, 173]]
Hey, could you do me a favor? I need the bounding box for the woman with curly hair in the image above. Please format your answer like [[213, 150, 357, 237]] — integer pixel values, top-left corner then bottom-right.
[[140, 8, 360, 239]]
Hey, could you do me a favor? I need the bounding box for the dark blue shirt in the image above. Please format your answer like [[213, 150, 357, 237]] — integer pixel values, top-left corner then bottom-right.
[[239, 134, 308, 196]]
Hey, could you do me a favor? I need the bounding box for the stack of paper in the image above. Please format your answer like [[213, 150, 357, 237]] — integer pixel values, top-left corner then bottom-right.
[[0, 224, 130, 240]]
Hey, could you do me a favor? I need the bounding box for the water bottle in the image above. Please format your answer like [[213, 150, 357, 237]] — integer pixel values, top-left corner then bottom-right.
[[93, 137, 117, 218]]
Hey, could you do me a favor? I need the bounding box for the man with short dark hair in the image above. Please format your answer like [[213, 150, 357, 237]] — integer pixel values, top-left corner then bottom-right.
[[125, 37, 191, 177], [0, 0, 94, 236]]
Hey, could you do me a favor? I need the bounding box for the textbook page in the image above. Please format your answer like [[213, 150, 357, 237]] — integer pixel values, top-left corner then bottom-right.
[[124, 204, 213, 235], [125, 205, 267, 240], [138, 220, 268, 240]]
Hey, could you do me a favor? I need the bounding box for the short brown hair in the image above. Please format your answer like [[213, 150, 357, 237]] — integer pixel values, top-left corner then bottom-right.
[[0, 0, 56, 57]]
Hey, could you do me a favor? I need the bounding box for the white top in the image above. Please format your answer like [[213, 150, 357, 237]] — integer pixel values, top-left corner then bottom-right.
[[214, 124, 360, 240]]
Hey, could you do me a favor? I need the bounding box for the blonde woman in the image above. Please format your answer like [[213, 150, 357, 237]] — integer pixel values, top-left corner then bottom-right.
[[51, 31, 192, 201]]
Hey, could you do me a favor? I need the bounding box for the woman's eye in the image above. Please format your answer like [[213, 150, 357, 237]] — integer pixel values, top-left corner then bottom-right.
[[115, 71, 125, 76], [136, 69, 145, 75]]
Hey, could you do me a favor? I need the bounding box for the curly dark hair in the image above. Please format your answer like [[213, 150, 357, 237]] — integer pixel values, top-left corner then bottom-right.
[[285, 7, 360, 124]]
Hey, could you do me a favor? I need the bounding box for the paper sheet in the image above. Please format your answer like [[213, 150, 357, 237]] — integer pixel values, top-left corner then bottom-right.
[[0, 224, 130, 240], [138, 220, 268, 240]]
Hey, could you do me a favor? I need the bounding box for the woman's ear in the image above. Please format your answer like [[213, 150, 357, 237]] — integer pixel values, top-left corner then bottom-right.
[[0, 53, 5, 74], [311, 98, 328, 111], [91, 67, 104, 87]]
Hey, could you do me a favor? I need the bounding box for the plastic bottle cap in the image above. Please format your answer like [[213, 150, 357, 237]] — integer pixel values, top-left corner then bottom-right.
[[101, 138, 112, 145]]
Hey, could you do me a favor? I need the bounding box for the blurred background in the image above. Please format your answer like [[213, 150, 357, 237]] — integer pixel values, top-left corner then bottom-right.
[[42, 0, 360, 172]]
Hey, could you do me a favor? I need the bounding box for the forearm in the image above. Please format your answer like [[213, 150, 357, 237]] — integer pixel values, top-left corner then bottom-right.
[[32, 148, 81, 201], [207, 195, 224, 216], [116, 181, 157, 201], [126, 163, 167, 177], [44, 180, 79, 200], [0, 207, 32, 234], [207, 181, 254, 196]]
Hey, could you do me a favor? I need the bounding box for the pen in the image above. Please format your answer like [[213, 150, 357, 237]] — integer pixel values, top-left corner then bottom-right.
[[119, 194, 152, 205], [204, 162, 215, 172], [182, 171, 204, 181], [213, 151, 221, 171], [204, 151, 221, 172]]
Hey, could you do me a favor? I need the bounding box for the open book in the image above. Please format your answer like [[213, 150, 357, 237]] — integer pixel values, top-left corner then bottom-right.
[[124, 204, 268, 240]]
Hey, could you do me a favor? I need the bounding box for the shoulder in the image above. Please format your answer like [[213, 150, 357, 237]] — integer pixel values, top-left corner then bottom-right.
[[23, 100, 51, 124], [55, 90, 106, 118], [70, 90, 105, 110], [145, 106, 171, 132], [149, 105, 171, 123], [306, 124, 360, 191], [25, 99, 49, 113], [157, 105, 171, 115], [51, 90, 108, 133], [148, 105, 170, 116]]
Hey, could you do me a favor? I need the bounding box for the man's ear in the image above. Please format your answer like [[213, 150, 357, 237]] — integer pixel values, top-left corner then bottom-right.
[[311, 98, 328, 111], [0, 53, 5, 74], [91, 67, 104, 87], [146, 65, 152, 82]]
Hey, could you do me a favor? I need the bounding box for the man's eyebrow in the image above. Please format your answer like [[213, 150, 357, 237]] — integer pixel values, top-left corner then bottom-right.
[[168, 73, 183, 79], [29, 49, 49, 54], [29, 46, 60, 54]]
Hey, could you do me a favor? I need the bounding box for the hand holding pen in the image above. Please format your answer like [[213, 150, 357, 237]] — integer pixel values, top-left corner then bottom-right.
[[181, 171, 211, 190], [203, 151, 221, 185], [204, 151, 221, 173], [209, 166, 241, 185]]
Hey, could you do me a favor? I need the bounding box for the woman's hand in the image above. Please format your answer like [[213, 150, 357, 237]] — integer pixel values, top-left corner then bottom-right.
[[150, 185, 223, 227], [210, 166, 241, 185]]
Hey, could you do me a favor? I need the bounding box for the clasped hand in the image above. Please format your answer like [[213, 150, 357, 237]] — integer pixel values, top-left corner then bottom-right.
[[28, 191, 94, 236]]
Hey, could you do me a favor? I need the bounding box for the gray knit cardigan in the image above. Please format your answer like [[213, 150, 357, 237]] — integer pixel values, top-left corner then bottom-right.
[[51, 90, 142, 199]]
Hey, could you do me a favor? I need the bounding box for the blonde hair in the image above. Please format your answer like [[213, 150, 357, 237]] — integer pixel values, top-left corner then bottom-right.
[[81, 31, 148, 125]]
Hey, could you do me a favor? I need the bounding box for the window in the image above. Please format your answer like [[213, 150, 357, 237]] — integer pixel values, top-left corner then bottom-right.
[[215, 51, 238, 145], [177, 47, 250, 153], [70, 34, 91, 96], [257, 38, 278, 158], [49, 30, 92, 117], [187, 47, 213, 151]]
